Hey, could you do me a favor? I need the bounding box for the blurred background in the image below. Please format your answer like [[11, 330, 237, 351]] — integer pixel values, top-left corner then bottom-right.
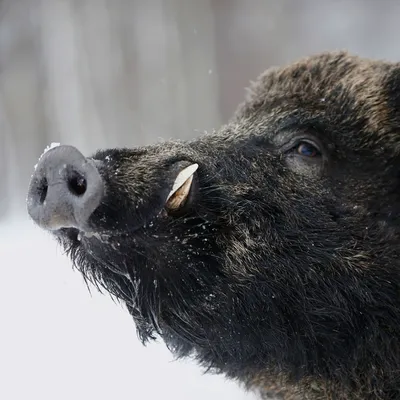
[[2, 1, 400, 399]]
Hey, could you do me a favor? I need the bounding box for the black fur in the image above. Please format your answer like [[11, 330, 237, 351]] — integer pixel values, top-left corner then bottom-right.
[[36, 52, 400, 399]]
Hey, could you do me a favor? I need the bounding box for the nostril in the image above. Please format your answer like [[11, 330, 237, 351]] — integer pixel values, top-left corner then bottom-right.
[[67, 172, 87, 196], [38, 178, 48, 205]]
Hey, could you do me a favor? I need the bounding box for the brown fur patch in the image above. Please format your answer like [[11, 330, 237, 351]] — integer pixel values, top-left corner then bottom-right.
[[236, 51, 398, 151]]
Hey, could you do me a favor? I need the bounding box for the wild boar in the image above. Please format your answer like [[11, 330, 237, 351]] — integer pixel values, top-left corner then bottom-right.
[[27, 51, 400, 399]]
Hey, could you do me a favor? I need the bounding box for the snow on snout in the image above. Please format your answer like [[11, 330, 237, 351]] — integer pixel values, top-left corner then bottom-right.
[[34, 142, 61, 171]]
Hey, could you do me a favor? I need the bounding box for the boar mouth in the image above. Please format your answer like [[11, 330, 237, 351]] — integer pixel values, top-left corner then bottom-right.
[[54, 162, 200, 245], [27, 143, 199, 240]]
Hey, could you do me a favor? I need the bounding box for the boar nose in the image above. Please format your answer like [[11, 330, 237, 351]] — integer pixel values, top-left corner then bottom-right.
[[27, 145, 104, 231]]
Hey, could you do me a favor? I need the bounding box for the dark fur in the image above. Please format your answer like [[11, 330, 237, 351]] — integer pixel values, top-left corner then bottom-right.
[[48, 52, 400, 399]]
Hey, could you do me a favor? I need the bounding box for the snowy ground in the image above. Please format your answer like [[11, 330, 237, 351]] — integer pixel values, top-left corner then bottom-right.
[[0, 217, 259, 400]]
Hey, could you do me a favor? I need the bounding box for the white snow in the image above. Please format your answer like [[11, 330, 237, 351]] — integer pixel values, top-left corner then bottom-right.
[[0, 218, 259, 400], [34, 142, 61, 170]]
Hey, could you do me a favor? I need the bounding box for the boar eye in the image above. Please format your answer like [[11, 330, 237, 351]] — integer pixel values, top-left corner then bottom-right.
[[282, 137, 324, 175], [296, 141, 321, 157]]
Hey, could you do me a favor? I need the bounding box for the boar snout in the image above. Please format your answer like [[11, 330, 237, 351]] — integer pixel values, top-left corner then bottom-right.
[[27, 145, 104, 231]]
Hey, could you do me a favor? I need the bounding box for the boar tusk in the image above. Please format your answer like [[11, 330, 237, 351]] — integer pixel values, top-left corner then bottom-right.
[[166, 163, 198, 210]]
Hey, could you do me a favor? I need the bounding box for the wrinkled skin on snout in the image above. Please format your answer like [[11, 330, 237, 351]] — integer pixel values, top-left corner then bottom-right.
[[27, 52, 400, 399]]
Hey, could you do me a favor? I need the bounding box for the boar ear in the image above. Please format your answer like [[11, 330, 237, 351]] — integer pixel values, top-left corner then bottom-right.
[[385, 65, 400, 128]]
